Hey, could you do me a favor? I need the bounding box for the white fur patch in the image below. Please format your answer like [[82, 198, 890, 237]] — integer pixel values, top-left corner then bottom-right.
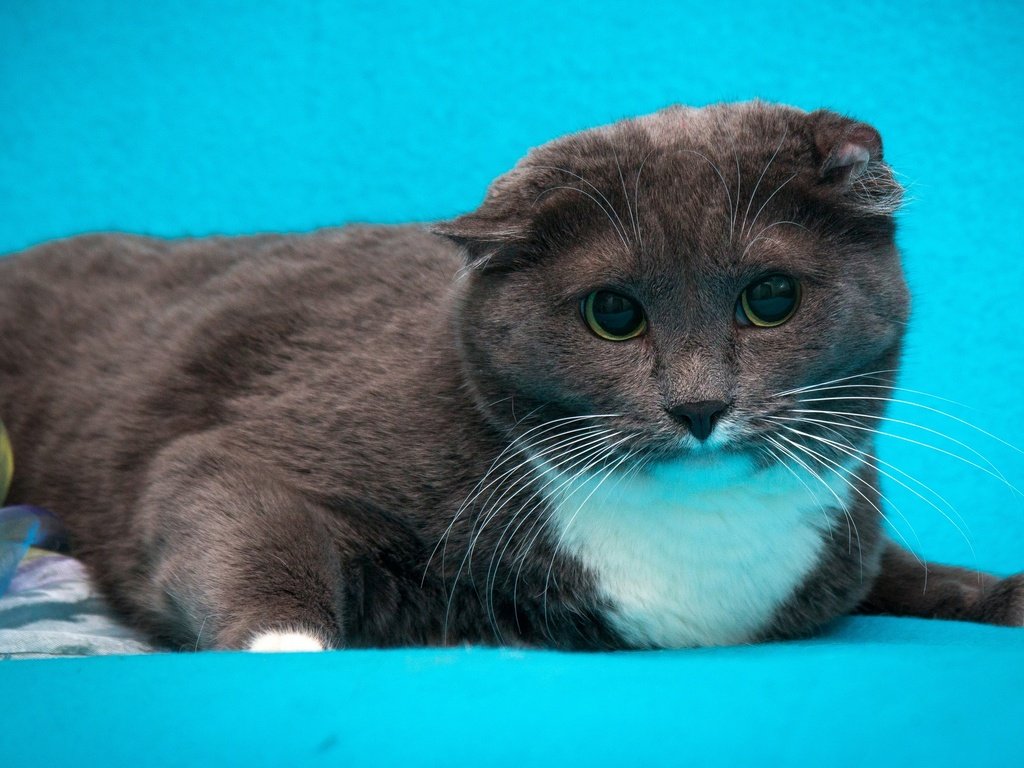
[[536, 449, 853, 648], [248, 629, 326, 653]]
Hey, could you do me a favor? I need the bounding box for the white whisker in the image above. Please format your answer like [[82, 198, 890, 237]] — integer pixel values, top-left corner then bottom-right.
[[445, 429, 617, 641], [763, 434, 861, 568], [760, 441, 835, 541], [744, 174, 798, 242], [424, 413, 620, 583], [534, 184, 631, 251], [740, 219, 809, 261], [540, 440, 637, 636], [633, 149, 656, 253], [612, 147, 641, 246], [483, 434, 629, 638], [677, 149, 736, 243], [799, 395, 1024, 457], [771, 369, 900, 398], [533, 164, 633, 249], [785, 383, 969, 409], [778, 422, 977, 565], [740, 129, 787, 239], [771, 413, 1022, 496], [785, 409, 1015, 489], [774, 432, 923, 567]]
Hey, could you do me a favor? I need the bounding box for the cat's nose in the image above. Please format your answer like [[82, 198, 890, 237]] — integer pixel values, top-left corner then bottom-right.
[[666, 400, 730, 441]]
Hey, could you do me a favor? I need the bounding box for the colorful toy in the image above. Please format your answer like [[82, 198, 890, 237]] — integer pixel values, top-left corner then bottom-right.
[[0, 418, 69, 594]]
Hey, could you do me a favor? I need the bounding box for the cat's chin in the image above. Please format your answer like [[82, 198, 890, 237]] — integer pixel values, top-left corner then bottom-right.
[[650, 433, 753, 465], [633, 443, 754, 481]]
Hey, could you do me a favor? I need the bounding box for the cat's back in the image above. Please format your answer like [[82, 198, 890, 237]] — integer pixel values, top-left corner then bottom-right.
[[0, 225, 465, 502], [1, 225, 458, 328], [0, 225, 460, 373]]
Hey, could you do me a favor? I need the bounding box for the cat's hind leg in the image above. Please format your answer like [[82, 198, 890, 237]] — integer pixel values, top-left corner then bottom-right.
[[125, 432, 347, 651], [856, 541, 1024, 626]]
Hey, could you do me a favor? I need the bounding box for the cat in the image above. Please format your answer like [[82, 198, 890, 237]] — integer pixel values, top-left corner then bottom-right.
[[0, 100, 1021, 652]]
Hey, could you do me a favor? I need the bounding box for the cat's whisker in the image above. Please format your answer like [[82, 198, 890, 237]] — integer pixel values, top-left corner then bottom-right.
[[424, 413, 621, 582], [451, 412, 611, 514], [798, 395, 1024, 457], [677, 149, 736, 243], [509, 444, 653, 620], [769, 413, 1023, 497], [540, 441, 638, 637], [774, 432, 924, 568], [759, 440, 835, 542], [486, 434, 621, 596], [633, 150, 656, 253], [508, 436, 638, 637], [612, 147, 641, 247], [450, 415, 602, 518], [454, 428, 617, 607], [733, 154, 741, 245], [534, 184, 631, 251], [510, 400, 549, 429], [771, 369, 900, 398], [790, 415, 973, 537], [740, 219, 809, 261], [482, 434, 629, 639], [533, 164, 633, 248], [783, 409, 1017, 491], [457, 424, 626, 639], [744, 173, 799, 242], [786, 383, 970, 410], [740, 129, 788, 239], [762, 434, 861, 569], [466, 425, 618, 546], [469, 429, 617, 592], [778, 422, 977, 563]]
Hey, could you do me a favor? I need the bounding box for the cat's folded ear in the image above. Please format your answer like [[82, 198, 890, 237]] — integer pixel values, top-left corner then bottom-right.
[[431, 175, 529, 269], [431, 164, 553, 270], [807, 110, 903, 216]]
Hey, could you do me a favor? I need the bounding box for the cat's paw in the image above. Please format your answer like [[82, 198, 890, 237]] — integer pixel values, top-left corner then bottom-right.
[[984, 573, 1024, 627], [247, 629, 327, 652], [1009, 575, 1024, 627]]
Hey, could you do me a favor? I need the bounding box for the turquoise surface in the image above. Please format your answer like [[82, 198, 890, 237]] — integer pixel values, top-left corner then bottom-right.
[[1, 1, 1023, 765], [1, 618, 1022, 767]]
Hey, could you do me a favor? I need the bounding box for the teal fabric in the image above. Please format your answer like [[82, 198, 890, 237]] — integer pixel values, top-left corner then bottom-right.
[[2, 618, 1023, 767], [1, 1, 1023, 766]]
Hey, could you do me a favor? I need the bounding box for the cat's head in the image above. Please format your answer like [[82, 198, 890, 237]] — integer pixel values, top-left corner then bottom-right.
[[436, 102, 908, 470]]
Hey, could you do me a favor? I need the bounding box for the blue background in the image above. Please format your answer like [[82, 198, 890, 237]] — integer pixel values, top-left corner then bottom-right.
[[2, 2, 1023, 765]]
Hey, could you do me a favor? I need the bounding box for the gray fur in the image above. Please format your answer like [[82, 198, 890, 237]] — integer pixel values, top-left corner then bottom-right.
[[1, 101, 1020, 650]]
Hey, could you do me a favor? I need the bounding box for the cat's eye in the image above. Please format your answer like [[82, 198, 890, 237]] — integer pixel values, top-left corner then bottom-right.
[[737, 275, 801, 327], [581, 290, 647, 341]]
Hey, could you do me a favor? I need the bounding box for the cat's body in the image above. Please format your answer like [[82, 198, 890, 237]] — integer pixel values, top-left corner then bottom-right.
[[1, 101, 1021, 651], [0, 226, 626, 648]]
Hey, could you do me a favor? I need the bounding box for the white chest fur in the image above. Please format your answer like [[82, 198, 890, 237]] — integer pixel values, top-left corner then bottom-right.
[[536, 452, 852, 648]]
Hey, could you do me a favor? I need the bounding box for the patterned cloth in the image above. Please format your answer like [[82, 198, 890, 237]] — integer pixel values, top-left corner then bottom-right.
[[0, 551, 155, 659]]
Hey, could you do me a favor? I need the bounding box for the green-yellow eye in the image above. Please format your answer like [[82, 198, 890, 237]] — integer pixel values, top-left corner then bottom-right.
[[737, 275, 801, 327], [581, 290, 647, 341]]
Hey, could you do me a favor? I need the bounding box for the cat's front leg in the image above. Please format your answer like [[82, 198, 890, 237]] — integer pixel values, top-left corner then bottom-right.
[[856, 541, 1024, 626], [129, 432, 347, 650]]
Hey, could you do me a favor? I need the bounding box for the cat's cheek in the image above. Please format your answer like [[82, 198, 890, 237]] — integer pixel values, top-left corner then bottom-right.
[[247, 629, 327, 652]]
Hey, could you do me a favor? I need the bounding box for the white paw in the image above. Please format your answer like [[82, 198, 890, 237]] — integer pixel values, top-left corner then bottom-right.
[[247, 629, 326, 653]]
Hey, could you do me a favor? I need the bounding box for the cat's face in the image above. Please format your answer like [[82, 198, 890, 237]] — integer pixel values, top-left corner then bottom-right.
[[440, 102, 909, 469]]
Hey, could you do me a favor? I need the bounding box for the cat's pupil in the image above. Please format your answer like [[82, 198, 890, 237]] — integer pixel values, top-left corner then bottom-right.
[[594, 292, 636, 331], [740, 275, 800, 326], [584, 290, 646, 340]]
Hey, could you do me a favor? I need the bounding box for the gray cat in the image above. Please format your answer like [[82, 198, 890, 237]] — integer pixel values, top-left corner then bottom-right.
[[1, 101, 1021, 651]]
